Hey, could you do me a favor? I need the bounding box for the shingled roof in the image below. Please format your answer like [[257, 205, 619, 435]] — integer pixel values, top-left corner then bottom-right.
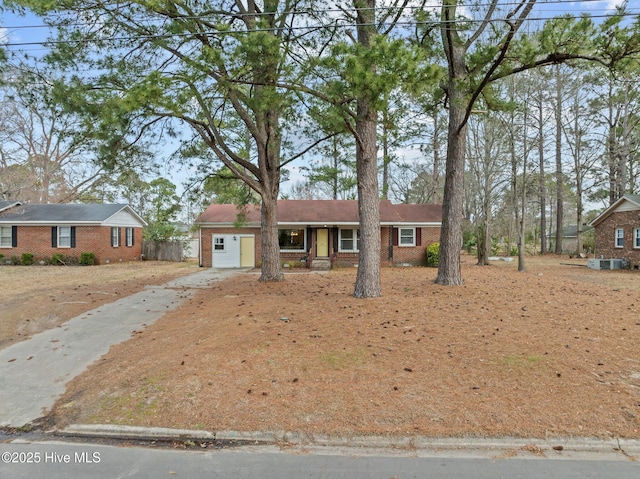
[[0, 203, 146, 225], [0, 201, 21, 212], [590, 193, 640, 227], [196, 200, 442, 226]]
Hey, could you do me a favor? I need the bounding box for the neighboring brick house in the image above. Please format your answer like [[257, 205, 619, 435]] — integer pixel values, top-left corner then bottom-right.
[[0, 203, 146, 265], [195, 200, 442, 269], [589, 193, 640, 270]]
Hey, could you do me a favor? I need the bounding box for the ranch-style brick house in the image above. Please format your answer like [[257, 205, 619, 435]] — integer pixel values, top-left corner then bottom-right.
[[589, 193, 640, 270], [195, 200, 442, 269], [0, 202, 146, 265]]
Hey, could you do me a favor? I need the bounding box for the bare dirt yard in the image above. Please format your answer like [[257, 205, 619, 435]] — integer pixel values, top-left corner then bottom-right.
[[5, 256, 640, 439]]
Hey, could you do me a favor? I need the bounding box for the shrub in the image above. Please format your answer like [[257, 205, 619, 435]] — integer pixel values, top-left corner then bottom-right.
[[21, 253, 35, 266], [63, 255, 80, 266], [426, 242, 440, 267], [51, 253, 65, 265], [80, 252, 95, 265]]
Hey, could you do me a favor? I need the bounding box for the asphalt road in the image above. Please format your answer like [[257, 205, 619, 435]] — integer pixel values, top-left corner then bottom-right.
[[1, 441, 639, 479]]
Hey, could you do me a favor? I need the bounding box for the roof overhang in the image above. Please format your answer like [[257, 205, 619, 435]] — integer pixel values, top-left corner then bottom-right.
[[198, 221, 442, 228], [589, 194, 640, 227]]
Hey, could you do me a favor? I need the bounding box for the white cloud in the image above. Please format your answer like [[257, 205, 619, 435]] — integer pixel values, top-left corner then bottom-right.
[[0, 27, 8, 45]]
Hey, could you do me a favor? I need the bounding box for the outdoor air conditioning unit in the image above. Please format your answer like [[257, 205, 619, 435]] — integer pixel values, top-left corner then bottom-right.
[[587, 258, 627, 270]]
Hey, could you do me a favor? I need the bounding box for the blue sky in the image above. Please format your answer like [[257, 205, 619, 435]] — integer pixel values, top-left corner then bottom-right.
[[1, 1, 636, 199]]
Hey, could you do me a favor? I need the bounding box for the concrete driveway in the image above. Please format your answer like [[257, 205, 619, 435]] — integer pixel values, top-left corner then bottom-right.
[[0, 267, 242, 428]]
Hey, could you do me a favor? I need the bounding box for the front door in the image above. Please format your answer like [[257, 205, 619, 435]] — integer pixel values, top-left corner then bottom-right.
[[239, 236, 255, 268], [316, 228, 329, 257]]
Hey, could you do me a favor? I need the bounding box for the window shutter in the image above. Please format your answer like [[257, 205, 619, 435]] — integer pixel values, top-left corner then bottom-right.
[[70, 227, 76, 248], [51, 227, 57, 248], [118, 227, 122, 247], [392, 227, 398, 246], [12, 226, 17, 247], [131, 228, 135, 246], [416, 228, 422, 246]]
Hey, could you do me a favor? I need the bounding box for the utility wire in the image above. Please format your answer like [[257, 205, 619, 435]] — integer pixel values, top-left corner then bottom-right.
[[2, 9, 638, 50]]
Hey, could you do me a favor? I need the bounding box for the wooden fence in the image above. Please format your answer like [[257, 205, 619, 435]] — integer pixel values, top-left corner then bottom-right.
[[142, 240, 184, 262]]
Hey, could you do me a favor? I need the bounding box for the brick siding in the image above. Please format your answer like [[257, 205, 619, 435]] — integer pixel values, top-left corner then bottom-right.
[[594, 210, 640, 269], [200, 227, 261, 268], [199, 225, 441, 268], [1, 225, 143, 265]]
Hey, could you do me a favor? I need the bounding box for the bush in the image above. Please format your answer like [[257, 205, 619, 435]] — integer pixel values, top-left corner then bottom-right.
[[63, 255, 80, 266], [51, 253, 65, 265], [21, 253, 35, 266], [426, 242, 440, 267], [80, 252, 95, 265]]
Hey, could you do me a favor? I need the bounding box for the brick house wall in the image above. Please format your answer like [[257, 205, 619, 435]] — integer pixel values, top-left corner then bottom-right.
[[382, 226, 440, 266], [200, 227, 261, 268], [594, 210, 640, 268], [199, 225, 441, 268], [2, 225, 143, 265]]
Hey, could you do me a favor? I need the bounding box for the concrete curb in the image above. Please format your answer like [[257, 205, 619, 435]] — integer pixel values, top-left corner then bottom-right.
[[57, 425, 640, 459], [60, 424, 215, 441]]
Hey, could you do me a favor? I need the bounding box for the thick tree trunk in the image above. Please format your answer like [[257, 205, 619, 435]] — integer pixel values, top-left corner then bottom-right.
[[353, 97, 382, 298], [352, 0, 381, 298], [437, 98, 466, 285], [259, 193, 284, 282], [256, 98, 284, 282], [436, 0, 467, 286]]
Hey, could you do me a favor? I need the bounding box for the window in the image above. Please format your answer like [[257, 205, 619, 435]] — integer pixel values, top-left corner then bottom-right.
[[399, 228, 416, 246], [58, 226, 71, 248], [51, 226, 75, 248], [125, 227, 134, 247], [111, 227, 121, 247], [278, 228, 305, 251], [0, 226, 12, 248], [635, 228, 640, 249], [615, 228, 624, 248], [214, 237, 225, 251], [339, 228, 360, 252]]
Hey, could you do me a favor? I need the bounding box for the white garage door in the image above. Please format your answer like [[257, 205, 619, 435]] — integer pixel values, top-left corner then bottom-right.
[[212, 234, 240, 268]]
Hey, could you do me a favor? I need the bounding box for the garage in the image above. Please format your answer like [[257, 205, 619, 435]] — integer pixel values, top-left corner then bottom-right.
[[212, 234, 255, 268]]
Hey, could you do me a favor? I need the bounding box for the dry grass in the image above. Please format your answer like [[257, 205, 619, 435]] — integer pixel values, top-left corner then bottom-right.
[[38, 255, 640, 439], [0, 261, 199, 349]]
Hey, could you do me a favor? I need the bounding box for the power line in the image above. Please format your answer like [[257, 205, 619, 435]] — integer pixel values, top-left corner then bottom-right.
[[0, 0, 634, 32], [3, 11, 638, 50]]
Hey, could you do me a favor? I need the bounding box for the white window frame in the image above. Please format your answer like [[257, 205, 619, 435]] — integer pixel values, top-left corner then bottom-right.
[[399, 227, 416, 247], [0, 226, 12, 248], [339, 228, 360, 252], [111, 227, 121, 247], [634, 228, 640, 249], [214, 237, 225, 251], [615, 228, 624, 248], [125, 227, 134, 247], [58, 226, 72, 248], [278, 228, 306, 252]]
